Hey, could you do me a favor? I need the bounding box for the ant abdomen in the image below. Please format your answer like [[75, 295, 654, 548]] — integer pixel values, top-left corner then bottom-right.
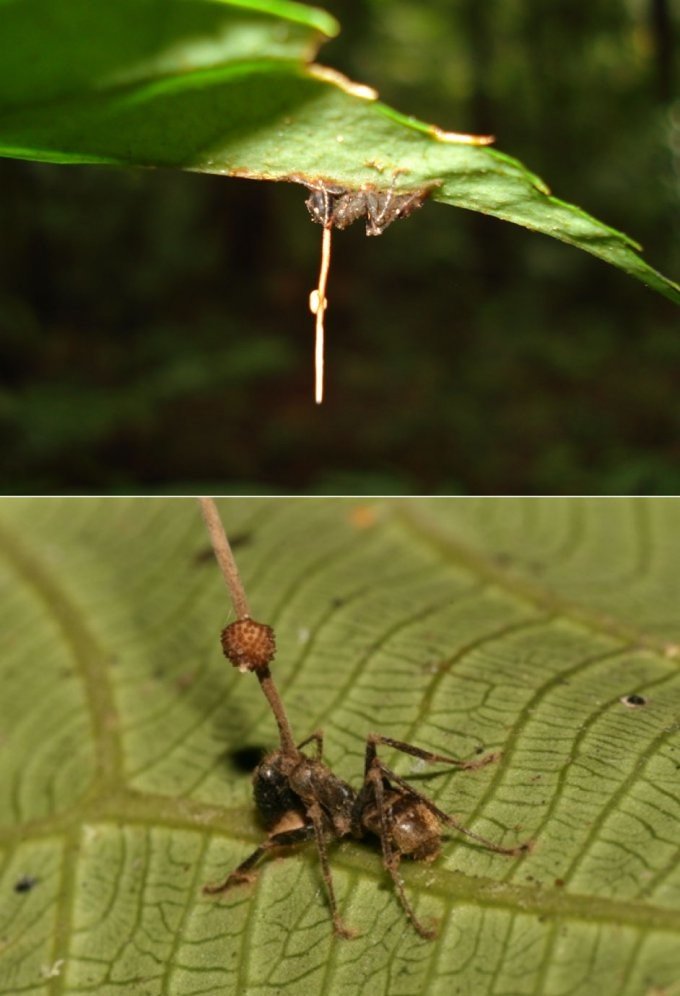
[[362, 792, 442, 862]]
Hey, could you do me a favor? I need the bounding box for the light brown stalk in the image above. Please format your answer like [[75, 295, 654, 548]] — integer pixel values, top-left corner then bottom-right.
[[256, 667, 296, 753], [310, 224, 333, 404], [197, 497, 250, 619], [197, 497, 297, 753]]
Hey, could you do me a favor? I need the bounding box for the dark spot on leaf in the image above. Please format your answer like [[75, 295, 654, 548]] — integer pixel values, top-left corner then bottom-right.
[[554, 878, 565, 887], [175, 672, 197, 692], [621, 693, 647, 708], [14, 875, 38, 894], [229, 746, 267, 773]]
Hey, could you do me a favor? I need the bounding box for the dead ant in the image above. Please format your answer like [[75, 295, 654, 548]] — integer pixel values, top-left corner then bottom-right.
[[304, 179, 432, 236], [203, 617, 531, 939]]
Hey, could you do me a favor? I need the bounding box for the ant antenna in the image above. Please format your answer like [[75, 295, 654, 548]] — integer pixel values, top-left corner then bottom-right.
[[309, 222, 333, 404], [197, 497, 297, 753]]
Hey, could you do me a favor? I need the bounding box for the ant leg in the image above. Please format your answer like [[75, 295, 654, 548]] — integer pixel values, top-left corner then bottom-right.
[[366, 762, 436, 939], [376, 761, 529, 857], [364, 190, 383, 235], [296, 730, 324, 759], [305, 801, 356, 939], [393, 190, 425, 222], [366, 733, 499, 772], [203, 825, 315, 895]]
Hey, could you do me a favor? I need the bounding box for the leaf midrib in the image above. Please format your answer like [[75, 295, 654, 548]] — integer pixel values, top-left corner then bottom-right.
[[4, 789, 680, 936], [0, 57, 303, 120]]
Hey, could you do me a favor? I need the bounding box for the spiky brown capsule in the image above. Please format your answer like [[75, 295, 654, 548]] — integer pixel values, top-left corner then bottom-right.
[[221, 618, 276, 673]]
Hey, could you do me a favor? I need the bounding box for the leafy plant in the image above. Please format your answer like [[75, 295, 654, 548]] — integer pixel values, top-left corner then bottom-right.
[[0, 0, 678, 303], [1, 497, 679, 994]]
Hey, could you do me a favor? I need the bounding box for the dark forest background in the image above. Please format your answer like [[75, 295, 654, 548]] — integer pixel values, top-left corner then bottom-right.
[[0, 0, 677, 495]]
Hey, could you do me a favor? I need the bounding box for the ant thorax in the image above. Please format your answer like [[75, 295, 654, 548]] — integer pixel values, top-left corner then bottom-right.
[[254, 747, 356, 839]]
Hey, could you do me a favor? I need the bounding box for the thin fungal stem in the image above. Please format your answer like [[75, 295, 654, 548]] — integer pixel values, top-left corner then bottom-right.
[[198, 497, 298, 754], [197, 497, 250, 619], [257, 666, 296, 754], [311, 223, 333, 404]]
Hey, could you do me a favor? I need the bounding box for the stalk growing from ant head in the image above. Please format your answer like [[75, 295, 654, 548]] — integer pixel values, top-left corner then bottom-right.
[[198, 497, 295, 752]]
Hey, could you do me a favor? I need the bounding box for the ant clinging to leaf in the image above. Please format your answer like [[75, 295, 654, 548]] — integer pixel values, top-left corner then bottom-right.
[[198, 498, 531, 939]]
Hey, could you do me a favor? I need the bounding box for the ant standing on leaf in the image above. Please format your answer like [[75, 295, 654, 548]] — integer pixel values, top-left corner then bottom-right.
[[198, 499, 532, 939]]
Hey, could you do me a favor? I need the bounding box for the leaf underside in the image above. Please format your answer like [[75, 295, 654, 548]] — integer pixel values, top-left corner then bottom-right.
[[0, 497, 679, 996], [0, 0, 677, 303]]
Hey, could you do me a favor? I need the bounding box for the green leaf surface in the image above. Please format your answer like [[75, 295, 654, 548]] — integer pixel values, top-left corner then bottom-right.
[[1, 497, 679, 995], [0, 1, 677, 303]]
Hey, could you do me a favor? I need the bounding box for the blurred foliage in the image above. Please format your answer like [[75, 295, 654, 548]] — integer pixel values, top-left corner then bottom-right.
[[0, 0, 678, 495]]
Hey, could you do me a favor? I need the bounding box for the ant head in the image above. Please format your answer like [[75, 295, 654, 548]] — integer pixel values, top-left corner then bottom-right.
[[305, 183, 344, 227], [253, 751, 303, 830]]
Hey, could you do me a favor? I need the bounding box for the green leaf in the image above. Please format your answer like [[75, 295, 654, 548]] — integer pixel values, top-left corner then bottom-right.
[[1, 498, 679, 995], [0, 1, 677, 303]]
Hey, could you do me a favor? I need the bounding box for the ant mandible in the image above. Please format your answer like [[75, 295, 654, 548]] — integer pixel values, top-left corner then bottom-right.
[[198, 500, 531, 939]]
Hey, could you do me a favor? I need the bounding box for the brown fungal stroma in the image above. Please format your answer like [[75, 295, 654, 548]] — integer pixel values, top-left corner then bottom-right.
[[220, 618, 276, 672]]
